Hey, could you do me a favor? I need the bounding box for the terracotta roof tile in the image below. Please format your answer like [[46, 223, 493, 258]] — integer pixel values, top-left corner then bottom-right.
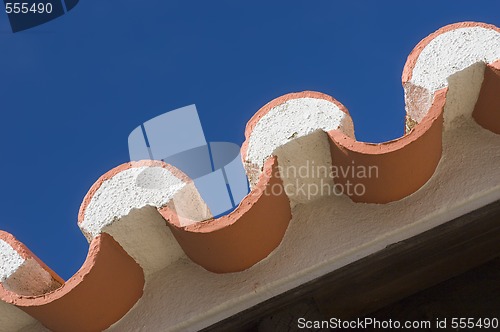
[[1, 21, 499, 332]]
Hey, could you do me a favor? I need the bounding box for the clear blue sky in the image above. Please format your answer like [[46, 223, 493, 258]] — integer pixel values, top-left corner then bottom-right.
[[0, 1, 498, 279]]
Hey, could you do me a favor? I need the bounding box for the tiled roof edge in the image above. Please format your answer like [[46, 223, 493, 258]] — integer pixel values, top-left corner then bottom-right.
[[0, 21, 498, 332]]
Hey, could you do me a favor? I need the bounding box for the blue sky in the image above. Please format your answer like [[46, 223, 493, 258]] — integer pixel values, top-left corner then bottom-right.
[[0, 1, 498, 279]]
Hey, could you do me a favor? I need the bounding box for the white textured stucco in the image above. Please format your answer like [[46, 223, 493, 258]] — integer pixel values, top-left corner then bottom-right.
[[442, 62, 486, 128], [410, 27, 500, 92], [273, 130, 336, 205], [246, 97, 353, 171], [80, 166, 186, 240], [405, 27, 500, 125], [101, 206, 185, 277], [0, 240, 25, 282], [244, 97, 354, 204], [78, 166, 197, 276]]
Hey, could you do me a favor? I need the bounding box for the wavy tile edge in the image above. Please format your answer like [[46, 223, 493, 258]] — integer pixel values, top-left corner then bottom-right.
[[0, 21, 498, 332]]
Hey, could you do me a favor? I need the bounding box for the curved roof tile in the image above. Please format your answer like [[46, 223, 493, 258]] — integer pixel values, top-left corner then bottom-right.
[[1, 21, 498, 331]]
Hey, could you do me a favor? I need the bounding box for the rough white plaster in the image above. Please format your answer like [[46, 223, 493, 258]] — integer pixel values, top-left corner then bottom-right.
[[405, 27, 500, 124], [244, 97, 354, 205], [79, 165, 214, 275], [0, 240, 25, 282], [245, 97, 353, 175], [410, 27, 500, 92], [273, 130, 335, 205], [101, 206, 186, 277], [80, 166, 186, 240], [442, 62, 486, 127], [106, 114, 500, 332], [405, 62, 486, 127]]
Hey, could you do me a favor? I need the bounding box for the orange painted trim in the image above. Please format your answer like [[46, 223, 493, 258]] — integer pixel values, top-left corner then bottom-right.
[[159, 157, 291, 273], [402, 22, 500, 83], [472, 60, 500, 134], [0, 233, 144, 332]]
